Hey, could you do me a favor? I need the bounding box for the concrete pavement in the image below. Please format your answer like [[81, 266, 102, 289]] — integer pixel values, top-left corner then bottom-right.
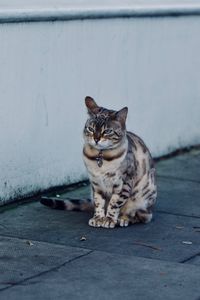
[[0, 148, 200, 299]]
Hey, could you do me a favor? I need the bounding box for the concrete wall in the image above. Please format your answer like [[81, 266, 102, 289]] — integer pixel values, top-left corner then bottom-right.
[[1, 1, 200, 204]]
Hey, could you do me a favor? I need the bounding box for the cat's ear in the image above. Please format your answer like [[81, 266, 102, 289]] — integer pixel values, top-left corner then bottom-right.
[[85, 96, 99, 114], [115, 107, 128, 125]]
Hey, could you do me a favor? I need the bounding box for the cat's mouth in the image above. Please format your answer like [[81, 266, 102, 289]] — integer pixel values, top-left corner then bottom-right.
[[88, 140, 118, 151], [91, 142, 109, 150]]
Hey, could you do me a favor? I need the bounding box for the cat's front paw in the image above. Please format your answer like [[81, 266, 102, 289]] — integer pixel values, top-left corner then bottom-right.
[[102, 217, 117, 229], [88, 216, 104, 227]]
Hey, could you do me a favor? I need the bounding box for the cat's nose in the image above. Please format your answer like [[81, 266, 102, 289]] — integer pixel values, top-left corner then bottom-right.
[[94, 133, 100, 144]]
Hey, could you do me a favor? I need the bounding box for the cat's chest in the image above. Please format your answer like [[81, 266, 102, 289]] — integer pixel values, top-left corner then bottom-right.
[[87, 160, 122, 190], [83, 143, 127, 191]]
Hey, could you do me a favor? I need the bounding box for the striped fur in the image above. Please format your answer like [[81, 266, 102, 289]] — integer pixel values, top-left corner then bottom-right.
[[83, 96, 157, 228], [40, 197, 93, 212], [40, 96, 157, 229]]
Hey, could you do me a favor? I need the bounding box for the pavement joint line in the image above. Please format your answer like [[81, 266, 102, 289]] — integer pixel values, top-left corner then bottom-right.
[[179, 251, 200, 264], [157, 175, 200, 184], [0, 249, 93, 292], [156, 210, 200, 219]]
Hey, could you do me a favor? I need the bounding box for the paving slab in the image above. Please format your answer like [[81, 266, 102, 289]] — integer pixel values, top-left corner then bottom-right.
[[0, 150, 200, 300], [0, 236, 90, 291], [0, 201, 200, 264], [0, 250, 200, 300], [157, 177, 200, 217], [156, 148, 200, 182]]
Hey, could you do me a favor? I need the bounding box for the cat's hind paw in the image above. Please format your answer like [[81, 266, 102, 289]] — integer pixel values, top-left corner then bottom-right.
[[118, 216, 129, 227]]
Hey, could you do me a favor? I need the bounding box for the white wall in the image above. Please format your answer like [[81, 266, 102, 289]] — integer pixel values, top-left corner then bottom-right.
[[0, 1, 200, 204]]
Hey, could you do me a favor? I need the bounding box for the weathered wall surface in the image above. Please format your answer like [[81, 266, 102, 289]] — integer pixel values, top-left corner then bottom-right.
[[0, 1, 200, 204]]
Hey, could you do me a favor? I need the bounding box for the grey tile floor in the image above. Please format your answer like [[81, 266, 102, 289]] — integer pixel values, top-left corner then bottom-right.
[[0, 149, 200, 299]]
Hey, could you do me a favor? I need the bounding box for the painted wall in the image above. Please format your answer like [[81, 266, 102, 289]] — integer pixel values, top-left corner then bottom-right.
[[0, 3, 200, 204]]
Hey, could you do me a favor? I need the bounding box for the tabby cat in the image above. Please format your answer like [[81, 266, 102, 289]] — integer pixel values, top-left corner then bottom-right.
[[41, 96, 157, 228]]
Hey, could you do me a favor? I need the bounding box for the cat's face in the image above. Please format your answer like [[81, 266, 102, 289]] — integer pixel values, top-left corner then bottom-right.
[[84, 96, 128, 150]]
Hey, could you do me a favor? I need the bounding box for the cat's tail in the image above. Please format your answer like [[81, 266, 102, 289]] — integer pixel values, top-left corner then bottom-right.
[[40, 196, 93, 212]]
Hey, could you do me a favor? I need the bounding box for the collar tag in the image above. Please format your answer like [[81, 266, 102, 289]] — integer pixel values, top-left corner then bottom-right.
[[96, 151, 103, 167]]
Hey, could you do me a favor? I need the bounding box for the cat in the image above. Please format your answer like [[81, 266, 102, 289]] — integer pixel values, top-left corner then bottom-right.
[[40, 96, 157, 228]]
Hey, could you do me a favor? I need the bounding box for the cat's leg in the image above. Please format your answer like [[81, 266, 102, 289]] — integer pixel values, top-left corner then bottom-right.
[[118, 196, 152, 226], [118, 199, 134, 227], [130, 169, 157, 224], [102, 194, 128, 228], [121, 169, 157, 226], [102, 179, 132, 228], [88, 191, 105, 227], [102, 194, 121, 228]]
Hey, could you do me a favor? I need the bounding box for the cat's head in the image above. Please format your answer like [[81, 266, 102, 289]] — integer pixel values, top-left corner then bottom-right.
[[84, 96, 128, 150]]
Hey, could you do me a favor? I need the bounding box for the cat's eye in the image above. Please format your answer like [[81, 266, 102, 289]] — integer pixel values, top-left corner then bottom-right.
[[87, 126, 94, 133], [103, 129, 113, 135]]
